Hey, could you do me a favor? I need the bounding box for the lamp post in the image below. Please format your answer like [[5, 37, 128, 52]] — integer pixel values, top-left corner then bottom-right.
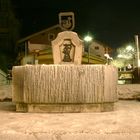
[[84, 35, 93, 64], [135, 35, 140, 80], [135, 35, 139, 67], [33, 49, 40, 64]]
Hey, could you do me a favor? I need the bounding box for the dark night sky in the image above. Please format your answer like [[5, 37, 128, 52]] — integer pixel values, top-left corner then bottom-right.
[[12, 0, 140, 49]]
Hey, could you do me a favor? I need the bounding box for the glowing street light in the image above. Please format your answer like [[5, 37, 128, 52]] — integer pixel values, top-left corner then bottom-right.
[[126, 45, 134, 52], [84, 35, 93, 42], [84, 35, 93, 63]]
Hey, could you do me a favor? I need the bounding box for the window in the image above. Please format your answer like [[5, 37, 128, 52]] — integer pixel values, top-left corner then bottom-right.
[[95, 46, 99, 50], [48, 33, 55, 41], [96, 54, 101, 57]]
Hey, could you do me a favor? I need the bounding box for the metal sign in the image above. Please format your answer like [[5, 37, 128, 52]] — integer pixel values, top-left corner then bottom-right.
[[59, 12, 75, 31]]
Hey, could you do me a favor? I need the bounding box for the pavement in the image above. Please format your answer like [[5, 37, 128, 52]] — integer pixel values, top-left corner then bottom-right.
[[0, 100, 140, 140]]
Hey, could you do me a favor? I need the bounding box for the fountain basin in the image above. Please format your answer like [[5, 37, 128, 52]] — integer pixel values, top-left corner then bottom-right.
[[12, 64, 118, 112]]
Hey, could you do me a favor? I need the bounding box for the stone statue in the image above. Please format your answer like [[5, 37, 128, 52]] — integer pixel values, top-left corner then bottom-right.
[[62, 39, 73, 62]]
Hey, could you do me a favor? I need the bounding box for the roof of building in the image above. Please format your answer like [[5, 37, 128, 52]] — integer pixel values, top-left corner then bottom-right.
[[17, 24, 63, 44]]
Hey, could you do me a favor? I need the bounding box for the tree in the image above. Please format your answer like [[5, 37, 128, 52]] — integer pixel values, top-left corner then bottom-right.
[[112, 44, 135, 69]]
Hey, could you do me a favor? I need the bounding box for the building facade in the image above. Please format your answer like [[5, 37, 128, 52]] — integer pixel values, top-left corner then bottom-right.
[[16, 25, 112, 65], [16, 24, 64, 65]]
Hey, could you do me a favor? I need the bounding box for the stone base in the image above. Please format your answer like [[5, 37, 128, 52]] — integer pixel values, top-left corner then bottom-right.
[[16, 103, 28, 112], [16, 103, 115, 113], [13, 65, 118, 113]]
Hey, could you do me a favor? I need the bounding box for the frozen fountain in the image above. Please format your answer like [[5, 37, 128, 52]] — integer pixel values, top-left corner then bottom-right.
[[12, 31, 118, 112]]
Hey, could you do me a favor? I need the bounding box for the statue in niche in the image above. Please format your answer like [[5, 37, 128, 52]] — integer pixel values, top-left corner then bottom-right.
[[61, 39, 75, 62]]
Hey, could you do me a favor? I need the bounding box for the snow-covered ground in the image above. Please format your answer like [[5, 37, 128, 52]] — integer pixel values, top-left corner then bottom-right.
[[0, 85, 12, 101], [0, 100, 140, 139], [117, 84, 140, 100], [0, 84, 140, 101]]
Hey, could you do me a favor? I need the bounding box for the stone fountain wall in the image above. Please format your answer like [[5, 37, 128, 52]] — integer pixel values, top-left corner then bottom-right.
[[12, 64, 118, 112], [12, 31, 118, 112]]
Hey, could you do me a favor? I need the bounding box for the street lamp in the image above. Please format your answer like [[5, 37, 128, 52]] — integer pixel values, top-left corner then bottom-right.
[[135, 35, 140, 67], [84, 35, 93, 63], [126, 45, 134, 52], [33, 49, 40, 64], [84, 36, 93, 42]]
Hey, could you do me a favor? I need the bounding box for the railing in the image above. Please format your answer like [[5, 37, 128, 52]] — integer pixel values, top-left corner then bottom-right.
[[0, 69, 6, 77], [0, 69, 9, 85]]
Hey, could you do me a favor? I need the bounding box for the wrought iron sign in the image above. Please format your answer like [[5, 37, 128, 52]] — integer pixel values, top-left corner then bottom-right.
[[59, 12, 75, 31]]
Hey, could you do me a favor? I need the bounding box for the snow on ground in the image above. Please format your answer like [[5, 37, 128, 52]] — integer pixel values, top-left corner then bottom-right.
[[0, 84, 140, 101], [117, 84, 140, 100], [0, 85, 12, 101], [0, 84, 140, 139], [0, 100, 140, 140]]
